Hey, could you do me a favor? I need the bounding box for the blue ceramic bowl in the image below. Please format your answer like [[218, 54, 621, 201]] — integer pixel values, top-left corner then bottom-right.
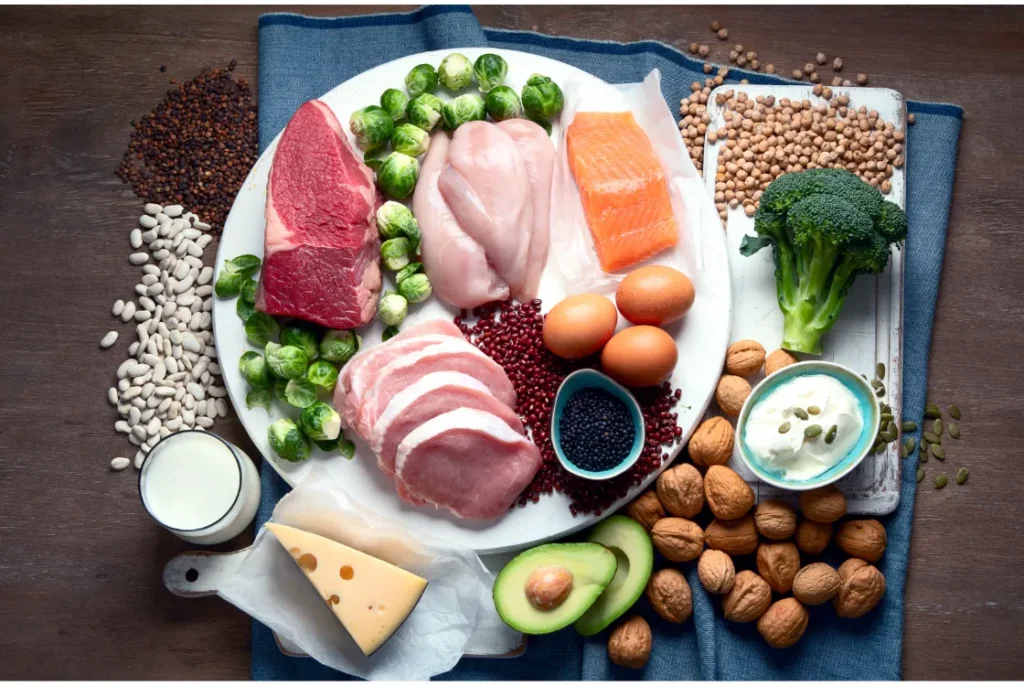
[[736, 361, 880, 491], [551, 369, 646, 480]]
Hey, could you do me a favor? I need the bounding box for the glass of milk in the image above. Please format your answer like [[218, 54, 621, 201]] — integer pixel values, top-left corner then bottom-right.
[[139, 430, 261, 545]]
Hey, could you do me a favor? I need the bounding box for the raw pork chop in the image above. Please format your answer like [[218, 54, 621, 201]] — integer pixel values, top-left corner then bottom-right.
[[256, 100, 381, 328], [394, 408, 542, 519], [353, 340, 517, 440], [370, 371, 525, 476]]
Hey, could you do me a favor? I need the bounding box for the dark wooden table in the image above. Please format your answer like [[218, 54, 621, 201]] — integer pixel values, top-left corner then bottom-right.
[[1, 5, 1022, 679]]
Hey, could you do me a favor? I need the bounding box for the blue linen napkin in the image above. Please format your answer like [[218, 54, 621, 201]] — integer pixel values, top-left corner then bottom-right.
[[252, 6, 962, 680]]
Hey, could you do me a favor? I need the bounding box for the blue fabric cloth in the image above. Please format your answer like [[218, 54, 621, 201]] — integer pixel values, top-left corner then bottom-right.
[[252, 6, 962, 680]]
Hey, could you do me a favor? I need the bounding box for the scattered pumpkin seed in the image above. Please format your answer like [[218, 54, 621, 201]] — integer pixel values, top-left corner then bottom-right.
[[888, 420, 899, 437], [792, 407, 809, 420], [900, 443, 907, 458], [904, 437, 916, 453], [923, 431, 941, 445], [916, 468, 925, 482], [934, 474, 948, 489], [870, 379, 884, 390], [925, 402, 941, 419], [804, 424, 823, 438], [875, 441, 887, 455], [919, 448, 929, 463], [875, 386, 885, 397], [807, 405, 821, 415], [876, 362, 886, 380], [880, 412, 894, 424], [778, 421, 791, 434], [902, 421, 918, 432], [948, 423, 961, 439], [933, 419, 943, 436], [956, 467, 969, 485], [825, 424, 838, 444], [948, 404, 961, 420], [930, 444, 945, 460]]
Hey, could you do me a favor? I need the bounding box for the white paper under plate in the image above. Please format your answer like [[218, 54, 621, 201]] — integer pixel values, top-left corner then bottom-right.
[[702, 85, 906, 515]]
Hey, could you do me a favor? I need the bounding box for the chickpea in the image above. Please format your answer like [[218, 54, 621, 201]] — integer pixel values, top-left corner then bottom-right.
[[717, 28, 729, 40], [816, 52, 827, 65], [832, 57, 843, 71], [711, 20, 722, 31], [803, 62, 815, 75], [704, 63, 713, 74], [792, 69, 804, 80], [689, 42, 699, 54], [765, 63, 776, 74], [856, 73, 868, 85], [699, 44, 711, 58]]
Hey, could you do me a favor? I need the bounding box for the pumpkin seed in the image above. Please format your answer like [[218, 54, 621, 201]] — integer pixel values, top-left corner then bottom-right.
[[902, 421, 918, 432], [876, 362, 886, 380], [924, 407, 941, 419], [792, 407, 809, 420], [778, 422, 791, 434], [807, 405, 821, 415], [933, 419, 943, 436], [916, 468, 925, 482], [804, 424, 823, 438], [870, 379, 884, 391], [934, 474, 948, 489], [875, 441, 887, 455], [825, 424, 838, 444], [948, 423, 961, 439], [919, 450, 929, 463], [956, 467, 969, 485], [904, 437, 916, 454], [923, 431, 941, 445], [888, 421, 899, 437], [930, 444, 946, 460], [948, 404, 961, 420], [926, 401, 941, 414], [900, 444, 907, 458], [880, 412, 894, 424], [875, 386, 885, 397]]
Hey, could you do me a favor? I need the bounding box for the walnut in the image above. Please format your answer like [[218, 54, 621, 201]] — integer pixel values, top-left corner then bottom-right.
[[794, 518, 833, 555], [525, 565, 574, 610], [625, 489, 665, 531], [722, 570, 772, 622], [757, 598, 809, 648], [792, 562, 841, 605], [697, 549, 735, 594], [725, 339, 766, 376], [651, 517, 704, 562], [754, 499, 797, 540], [705, 514, 759, 556], [835, 519, 887, 563], [656, 463, 704, 517], [607, 615, 652, 669], [715, 375, 752, 416], [756, 541, 801, 593], [764, 348, 798, 376], [704, 465, 754, 520], [834, 559, 886, 618], [645, 568, 692, 624], [687, 417, 734, 467], [799, 484, 847, 523]]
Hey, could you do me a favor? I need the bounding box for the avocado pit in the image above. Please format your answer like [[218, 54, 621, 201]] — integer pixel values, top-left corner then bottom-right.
[[526, 565, 574, 610]]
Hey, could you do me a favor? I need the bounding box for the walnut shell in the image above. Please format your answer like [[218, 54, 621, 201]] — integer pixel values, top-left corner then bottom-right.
[[792, 562, 841, 605], [725, 339, 767, 377], [645, 568, 692, 624], [794, 518, 833, 555], [834, 559, 886, 618], [835, 519, 887, 563], [687, 417, 734, 467], [756, 541, 801, 593], [625, 489, 665, 531], [704, 465, 755, 520], [651, 517, 704, 562], [656, 463, 704, 517], [697, 549, 735, 594], [722, 570, 772, 622], [608, 615, 652, 669], [715, 375, 752, 416], [705, 514, 759, 556], [799, 485, 847, 523], [754, 499, 797, 540], [757, 597, 809, 648], [764, 349, 798, 376]]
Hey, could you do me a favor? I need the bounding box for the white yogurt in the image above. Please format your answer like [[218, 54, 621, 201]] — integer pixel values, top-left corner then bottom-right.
[[744, 374, 864, 481]]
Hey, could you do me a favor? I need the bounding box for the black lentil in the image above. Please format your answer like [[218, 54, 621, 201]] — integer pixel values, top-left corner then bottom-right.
[[559, 388, 636, 472]]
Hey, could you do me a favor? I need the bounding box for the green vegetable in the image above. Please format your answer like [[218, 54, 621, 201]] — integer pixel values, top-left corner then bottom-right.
[[363, 147, 390, 172], [316, 437, 356, 459], [267, 418, 312, 463], [390, 123, 431, 157], [239, 351, 271, 389], [521, 74, 564, 122], [473, 53, 508, 92], [284, 378, 318, 409], [241, 278, 257, 303], [381, 237, 412, 271], [272, 377, 289, 403], [265, 342, 308, 380], [339, 439, 356, 459], [349, 105, 395, 152], [298, 401, 342, 441], [438, 52, 473, 91], [404, 63, 438, 98], [376, 201, 418, 241], [532, 118, 553, 136], [376, 152, 420, 199], [236, 278, 258, 322], [406, 93, 444, 132], [314, 437, 341, 452], [281, 325, 320, 362], [246, 389, 272, 412], [395, 261, 423, 285], [485, 85, 523, 122], [382, 325, 400, 342], [215, 271, 245, 297], [319, 330, 359, 364], [306, 359, 339, 392], [380, 88, 409, 122], [739, 168, 908, 354], [378, 292, 408, 327], [244, 312, 279, 347], [237, 295, 257, 322], [223, 254, 262, 277], [397, 272, 432, 303], [441, 93, 486, 131]]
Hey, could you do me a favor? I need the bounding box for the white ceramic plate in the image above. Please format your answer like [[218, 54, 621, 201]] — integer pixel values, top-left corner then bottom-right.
[[213, 48, 732, 553]]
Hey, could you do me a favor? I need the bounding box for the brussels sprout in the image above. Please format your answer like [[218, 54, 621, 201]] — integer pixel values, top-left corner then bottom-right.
[[245, 312, 280, 347], [224, 254, 262, 277], [306, 359, 339, 392], [272, 377, 290, 403], [395, 261, 423, 285], [379, 292, 408, 327], [390, 123, 431, 157], [267, 418, 312, 463], [438, 53, 474, 91], [376, 201, 418, 242], [473, 53, 508, 93], [441, 93, 486, 131], [314, 437, 341, 452], [485, 85, 523, 122], [315, 437, 356, 459], [381, 237, 412, 271], [281, 325, 320, 362], [319, 330, 359, 364], [407, 93, 444, 132], [379, 88, 409, 122], [246, 389, 272, 412], [215, 270, 245, 298], [397, 273, 432, 304], [284, 378, 318, 409], [299, 401, 342, 441], [521, 74, 564, 122], [376, 152, 420, 199], [339, 439, 356, 459], [382, 325, 400, 342], [237, 278, 258, 321], [264, 342, 308, 380], [349, 105, 395, 152], [236, 296, 255, 322], [404, 63, 438, 98], [239, 350, 271, 389], [532, 118, 553, 136], [363, 147, 390, 172]]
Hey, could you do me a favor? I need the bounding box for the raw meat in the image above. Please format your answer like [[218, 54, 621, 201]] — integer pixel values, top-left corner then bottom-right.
[[394, 408, 542, 519], [565, 110, 678, 272], [256, 100, 382, 328], [370, 371, 525, 476], [414, 132, 509, 309]]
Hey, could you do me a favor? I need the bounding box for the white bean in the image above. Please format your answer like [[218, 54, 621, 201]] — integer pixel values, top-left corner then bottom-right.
[[205, 399, 217, 419], [152, 249, 170, 260], [195, 234, 213, 250], [186, 242, 204, 258], [158, 220, 171, 238], [165, 357, 178, 374], [131, 425, 147, 441], [142, 353, 161, 367], [215, 399, 230, 418], [182, 228, 202, 240], [130, 228, 144, 249], [183, 395, 195, 410], [145, 338, 157, 356], [130, 397, 146, 409], [172, 345, 183, 360], [148, 239, 164, 252], [167, 402, 181, 420], [112, 300, 125, 317], [129, 252, 149, 266], [158, 397, 172, 414], [197, 266, 214, 285], [133, 309, 151, 322], [146, 395, 160, 409], [169, 330, 183, 345], [128, 407, 141, 425], [141, 274, 158, 287], [117, 358, 135, 379], [165, 416, 183, 431], [188, 317, 203, 332], [152, 362, 167, 382], [122, 386, 142, 401], [128, 363, 151, 378], [108, 387, 119, 406], [148, 317, 159, 335], [142, 264, 161, 276], [146, 417, 161, 436], [117, 378, 131, 392], [208, 362, 222, 376], [132, 372, 152, 386], [154, 386, 176, 398], [177, 308, 192, 324], [196, 416, 215, 429], [159, 427, 171, 438], [141, 382, 155, 399], [128, 341, 139, 356], [189, 383, 206, 401], [174, 386, 186, 402], [182, 335, 201, 354], [175, 239, 189, 257], [134, 284, 148, 296], [141, 227, 159, 242], [174, 274, 195, 294], [145, 434, 160, 447], [196, 399, 208, 417], [139, 296, 156, 312], [129, 433, 143, 446], [194, 221, 211, 231], [184, 256, 204, 269], [147, 283, 165, 296], [207, 385, 226, 399], [162, 302, 176, 320], [195, 285, 213, 297], [141, 408, 155, 422], [139, 214, 158, 229], [134, 450, 147, 469], [175, 294, 196, 308], [144, 203, 163, 215], [120, 301, 136, 322], [200, 371, 211, 386], [100, 331, 118, 348], [164, 204, 183, 218], [201, 298, 213, 313], [182, 409, 196, 426], [110, 457, 131, 471], [199, 312, 212, 330], [115, 420, 131, 434]]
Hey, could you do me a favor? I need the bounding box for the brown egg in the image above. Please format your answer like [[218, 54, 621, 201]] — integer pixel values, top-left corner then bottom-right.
[[601, 325, 678, 387], [542, 294, 618, 359], [616, 266, 696, 326]]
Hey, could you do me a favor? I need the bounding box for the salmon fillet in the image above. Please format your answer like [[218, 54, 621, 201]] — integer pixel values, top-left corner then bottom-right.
[[566, 111, 678, 272]]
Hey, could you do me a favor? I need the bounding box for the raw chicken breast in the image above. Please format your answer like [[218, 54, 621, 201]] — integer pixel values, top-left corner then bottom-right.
[[414, 132, 509, 308], [370, 371, 525, 476], [394, 408, 542, 519]]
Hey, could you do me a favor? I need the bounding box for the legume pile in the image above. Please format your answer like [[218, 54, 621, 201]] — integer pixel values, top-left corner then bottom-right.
[[559, 388, 636, 473]]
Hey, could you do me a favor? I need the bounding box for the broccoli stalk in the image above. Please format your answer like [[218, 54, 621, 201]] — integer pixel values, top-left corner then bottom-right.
[[740, 168, 907, 354]]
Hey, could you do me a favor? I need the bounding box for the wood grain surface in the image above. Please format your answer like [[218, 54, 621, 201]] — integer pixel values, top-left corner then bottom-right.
[[1, 4, 1022, 680]]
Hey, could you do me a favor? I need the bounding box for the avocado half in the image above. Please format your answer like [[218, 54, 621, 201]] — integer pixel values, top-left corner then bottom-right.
[[493, 542, 617, 635], [574, 514, 654, 636]]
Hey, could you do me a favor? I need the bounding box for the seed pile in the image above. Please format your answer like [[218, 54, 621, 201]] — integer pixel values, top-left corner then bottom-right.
[[906, 401, 968, 490], [115, 65, 258, 232], [559, 388, 636, 472], [103, 204, 226, 471]]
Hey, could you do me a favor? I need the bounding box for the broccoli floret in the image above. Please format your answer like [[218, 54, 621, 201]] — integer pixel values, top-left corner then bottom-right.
[[740, 168, 907, 354]]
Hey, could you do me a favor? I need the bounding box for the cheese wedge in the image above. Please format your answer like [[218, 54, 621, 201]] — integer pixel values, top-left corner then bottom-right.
[[265, 523, 428, 655]]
